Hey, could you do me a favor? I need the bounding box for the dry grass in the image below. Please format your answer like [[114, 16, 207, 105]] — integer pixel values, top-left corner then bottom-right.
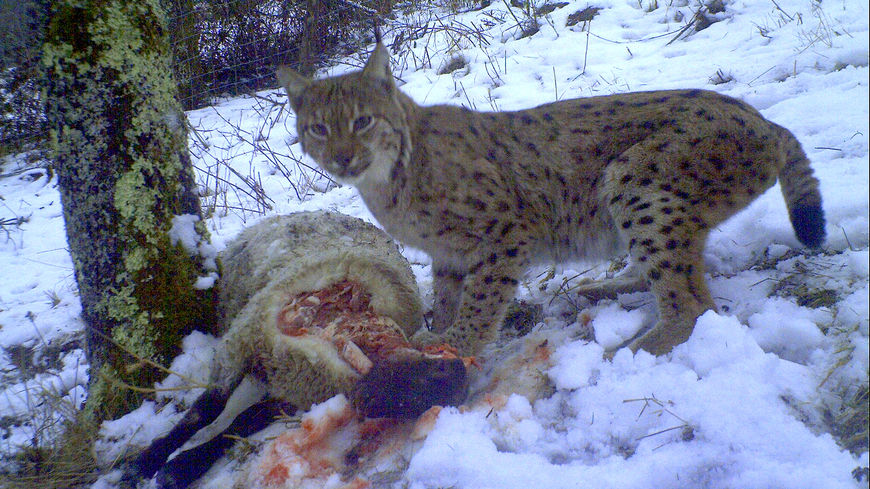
[[833, 382, 869, 454], [0, 403, 101, 489], [821, 328, 869, 455]]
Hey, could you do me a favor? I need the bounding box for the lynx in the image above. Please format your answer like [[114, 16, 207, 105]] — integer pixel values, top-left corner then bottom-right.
[[277, 44, 825, 356]]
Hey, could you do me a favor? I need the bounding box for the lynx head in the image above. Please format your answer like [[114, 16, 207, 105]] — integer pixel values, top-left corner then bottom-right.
[[277, 44, 411, 187]]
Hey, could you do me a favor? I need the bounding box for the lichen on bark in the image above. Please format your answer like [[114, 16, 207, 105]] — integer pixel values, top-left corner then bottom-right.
[[42, 0, 219, 422]]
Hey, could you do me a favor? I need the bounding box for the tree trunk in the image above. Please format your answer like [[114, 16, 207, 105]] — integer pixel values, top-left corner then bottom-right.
[[163, 0, 208, 110], [42, 0, 219, 422], [300, 0, 327, 76]]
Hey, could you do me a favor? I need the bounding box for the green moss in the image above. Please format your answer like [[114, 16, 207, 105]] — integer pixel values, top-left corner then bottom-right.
[[83, 364, 141, 423], [122, 247, 150, 275], [114, 162, 161, 244], [102, 283, 157, 358]]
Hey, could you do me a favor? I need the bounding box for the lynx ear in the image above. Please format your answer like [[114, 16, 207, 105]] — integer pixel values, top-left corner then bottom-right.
[[362, 43, 395, 91], [276, 66, 309, 111]]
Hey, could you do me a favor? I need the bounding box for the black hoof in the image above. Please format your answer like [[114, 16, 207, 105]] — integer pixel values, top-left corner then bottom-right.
[[352, 350, 467, 418]]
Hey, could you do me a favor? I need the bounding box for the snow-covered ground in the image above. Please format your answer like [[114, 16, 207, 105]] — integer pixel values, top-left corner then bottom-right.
[[1, 0, 868, 487]]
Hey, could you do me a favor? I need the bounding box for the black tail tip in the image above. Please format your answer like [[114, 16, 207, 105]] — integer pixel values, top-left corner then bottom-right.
[[790, 205, 826, 249]]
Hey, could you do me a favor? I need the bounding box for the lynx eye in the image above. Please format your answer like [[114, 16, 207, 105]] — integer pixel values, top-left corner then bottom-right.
[[307, 123, 329, 139], [352, 115, 374, 133]]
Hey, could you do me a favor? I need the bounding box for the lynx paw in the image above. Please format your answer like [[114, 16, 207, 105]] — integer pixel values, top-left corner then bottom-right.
[[626, 321, 694, 356]]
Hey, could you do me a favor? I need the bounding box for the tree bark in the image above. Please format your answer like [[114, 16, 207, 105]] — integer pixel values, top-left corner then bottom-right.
[[42, 0, 219, 422]]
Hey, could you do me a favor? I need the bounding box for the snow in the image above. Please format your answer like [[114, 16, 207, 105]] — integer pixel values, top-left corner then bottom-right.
[[408, 312, 858, 489], [1, 0, 868, 486], [747, 298, 827, 363], [168, 214, 202, 255], [169, 213, 220, 288], [583, 302, 648, 351]]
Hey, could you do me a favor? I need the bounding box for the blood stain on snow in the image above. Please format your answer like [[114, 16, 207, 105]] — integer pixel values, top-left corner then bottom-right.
[[248, 397, 445, 488]]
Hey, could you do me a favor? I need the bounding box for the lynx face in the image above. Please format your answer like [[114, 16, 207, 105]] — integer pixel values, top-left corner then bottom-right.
[[279, 67, 410, 187]]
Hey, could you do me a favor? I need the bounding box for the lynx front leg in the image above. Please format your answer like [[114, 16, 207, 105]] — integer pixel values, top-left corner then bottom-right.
[[441, 251, 528, 356], [431, 263, 465, 334]]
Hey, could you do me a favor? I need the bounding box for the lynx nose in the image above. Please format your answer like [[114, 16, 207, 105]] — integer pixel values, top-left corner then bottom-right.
[[331, 148, 354, 168]]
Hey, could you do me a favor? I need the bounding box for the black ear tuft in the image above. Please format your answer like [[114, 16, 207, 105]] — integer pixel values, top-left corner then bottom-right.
[[361, 43, 394, 92]]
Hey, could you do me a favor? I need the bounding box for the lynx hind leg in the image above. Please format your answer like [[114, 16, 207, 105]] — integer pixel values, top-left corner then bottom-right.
[[605, 157, 718, 355]]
